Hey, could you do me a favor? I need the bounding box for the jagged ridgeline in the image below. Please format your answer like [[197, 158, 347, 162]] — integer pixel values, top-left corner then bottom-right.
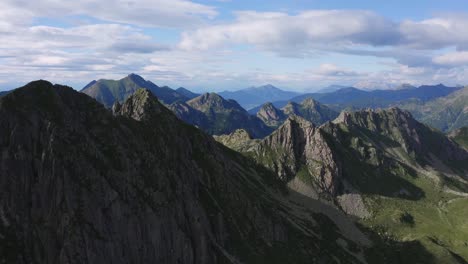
[[256, 98, 339, 129], [82, 74, 272, 138], [0, 81, 384, 264], [217, 109, 468, 263], [1, 80, 467, 263]]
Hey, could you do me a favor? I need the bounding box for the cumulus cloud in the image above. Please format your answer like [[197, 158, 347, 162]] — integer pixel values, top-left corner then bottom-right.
[[179, 10, 468, 54], [179, 10, 400, 52], [2, 2, 468, 91], [433, 51, 468, 66], [317, 64, 360, 77], [0, 0, 217, 28]]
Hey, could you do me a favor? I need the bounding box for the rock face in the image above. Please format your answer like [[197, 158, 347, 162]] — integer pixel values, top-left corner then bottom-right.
[[213, 129, 259, 153], [254, 116, 341, 198], [81, 73, 188, 107], [0, 81, 377, 264], [282, 98, 339, 126]]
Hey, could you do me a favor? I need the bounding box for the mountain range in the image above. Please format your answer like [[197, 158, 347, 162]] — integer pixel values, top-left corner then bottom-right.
[[1, 80, 439, 263], [219, 84, 301, 110], [249, 84, 461, 113], [216, 108, 468, 263], [81, 73, 188, 107], [2, 80, 468, 262]]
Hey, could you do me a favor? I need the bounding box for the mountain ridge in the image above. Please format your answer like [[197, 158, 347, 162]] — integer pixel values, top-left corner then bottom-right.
[[81, 73, 188, 107], [0, 80, 378, 263], [248, 84, 461, 113]]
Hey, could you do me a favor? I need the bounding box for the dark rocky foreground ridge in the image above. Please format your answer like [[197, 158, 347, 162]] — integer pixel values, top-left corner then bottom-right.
[[0, 81, 375, 264]]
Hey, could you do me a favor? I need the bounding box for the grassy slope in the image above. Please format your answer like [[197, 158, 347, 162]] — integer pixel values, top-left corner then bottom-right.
[[328, 123, 468, 263]]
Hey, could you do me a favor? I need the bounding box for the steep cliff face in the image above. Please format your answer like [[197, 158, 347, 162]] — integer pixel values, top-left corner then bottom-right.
[[0, 81, 376, 264], [254, 116, 341, 198]]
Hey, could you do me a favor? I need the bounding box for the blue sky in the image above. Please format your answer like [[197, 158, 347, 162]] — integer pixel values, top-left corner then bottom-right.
[[1, 0, 468, 92]]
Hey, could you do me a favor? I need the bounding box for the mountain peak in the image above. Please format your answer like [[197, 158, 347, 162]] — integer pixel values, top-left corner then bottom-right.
[[257, 84, 277, 89], [188, 92, 243, 111], [124, 73, 147, 86], [115, 88, 170, 122], [257, 102, 286, 127], [301, 97, 319, 107]]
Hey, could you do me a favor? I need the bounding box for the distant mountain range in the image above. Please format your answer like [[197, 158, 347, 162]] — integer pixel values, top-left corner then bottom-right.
[[353, 81, 399, 91], [219, 84, 301, 109], [249, 84, 461, 113], [81, 73, 188, 107], [314, 85, 350, 93], [78, 74, 467, 134]]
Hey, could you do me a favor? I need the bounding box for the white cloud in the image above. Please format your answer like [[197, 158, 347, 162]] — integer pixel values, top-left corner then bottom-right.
[[317, 64, 359, 76], [179, 10, 399, 52], [433, 51, 468, 66], [0, 0, 217, 28], [179, 10, 468, 55], [399, 15, 468, 50], [2, 3, 468, 91]]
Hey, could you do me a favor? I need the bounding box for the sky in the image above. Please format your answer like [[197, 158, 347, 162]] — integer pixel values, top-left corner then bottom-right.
[[1, 0, 468, 92]]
